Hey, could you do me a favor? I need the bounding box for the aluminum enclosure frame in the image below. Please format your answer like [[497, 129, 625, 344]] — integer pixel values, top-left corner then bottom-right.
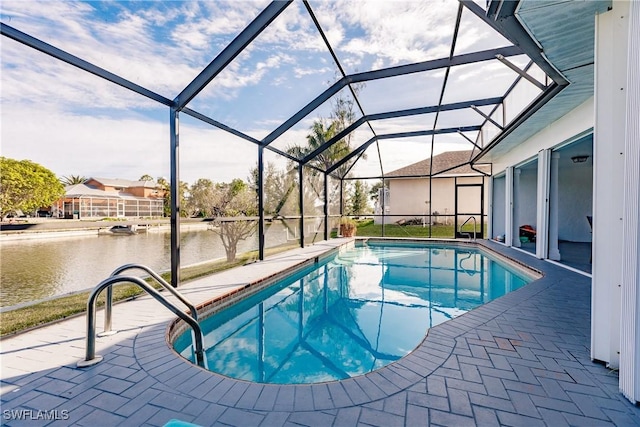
[[1, 0, 564, 284]]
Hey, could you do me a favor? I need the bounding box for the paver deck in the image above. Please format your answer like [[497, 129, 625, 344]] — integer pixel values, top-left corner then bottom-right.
[[1, 239, 639, 426]]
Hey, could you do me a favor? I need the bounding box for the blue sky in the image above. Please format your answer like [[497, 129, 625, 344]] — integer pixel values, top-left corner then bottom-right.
[[0, 1, 533, 184]]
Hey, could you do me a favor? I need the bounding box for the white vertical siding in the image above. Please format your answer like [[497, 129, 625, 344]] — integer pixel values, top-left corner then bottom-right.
[[620, 0, 640, 404], [591, 2, 629, 368]]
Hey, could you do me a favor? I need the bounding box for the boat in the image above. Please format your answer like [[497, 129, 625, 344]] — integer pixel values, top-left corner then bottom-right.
[[98, 225, 137, 235]]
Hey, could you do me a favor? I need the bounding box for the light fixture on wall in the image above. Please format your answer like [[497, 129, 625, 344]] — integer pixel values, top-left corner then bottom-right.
[[571, 155, 589, 163]]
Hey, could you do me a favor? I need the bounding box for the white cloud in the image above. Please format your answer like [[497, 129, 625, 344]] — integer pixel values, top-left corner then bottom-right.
[[1, 105, 265, 185], [293, 66, 333, 78], [1, 106, 169, 181], [0, 0, 284, 107], [312, 0, 458, 72]]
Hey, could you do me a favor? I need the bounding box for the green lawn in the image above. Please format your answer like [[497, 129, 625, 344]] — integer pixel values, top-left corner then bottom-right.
[[354, 219, 485, 238]]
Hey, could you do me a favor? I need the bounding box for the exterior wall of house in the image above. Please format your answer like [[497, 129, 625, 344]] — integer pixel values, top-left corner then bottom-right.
[[489, 100, 593, 251], [490, 100, 594, 174], [387, 178, 443, 223], [128, 186, 163, 198], [386, 176, 488, 225]]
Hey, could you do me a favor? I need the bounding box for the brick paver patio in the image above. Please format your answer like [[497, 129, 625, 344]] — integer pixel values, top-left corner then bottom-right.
[[2, 239, 639, 426]]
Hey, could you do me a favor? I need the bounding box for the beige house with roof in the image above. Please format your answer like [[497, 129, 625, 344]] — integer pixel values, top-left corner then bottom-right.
[[55, 177, 165, 219], [378, 150, 490, 236]]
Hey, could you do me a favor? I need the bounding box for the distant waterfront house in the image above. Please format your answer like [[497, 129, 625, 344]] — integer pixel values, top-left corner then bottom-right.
[[54, 177, 165, 219], [379, 150, 490, 235]]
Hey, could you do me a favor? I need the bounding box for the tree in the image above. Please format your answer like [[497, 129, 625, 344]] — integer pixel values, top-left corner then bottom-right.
[[369, 181, 386, 203], [209, 180, 258, 261], [1, 157, 65, 218], [347, 180, 370, 216], [287, 79, 365, 176], [187, 178, 216, 217], [280, 80, 366, 224], [248, 162, 299, 217], [139, 174, 154, 182], [157, 177, 188, 217], [60, 175, 86, 186]]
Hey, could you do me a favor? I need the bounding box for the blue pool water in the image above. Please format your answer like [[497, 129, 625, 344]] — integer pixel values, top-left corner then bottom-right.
[[173, 242, 532, 384]]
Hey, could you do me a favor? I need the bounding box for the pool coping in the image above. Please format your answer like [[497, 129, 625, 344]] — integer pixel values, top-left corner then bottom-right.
[[154, 238, 551, 411]]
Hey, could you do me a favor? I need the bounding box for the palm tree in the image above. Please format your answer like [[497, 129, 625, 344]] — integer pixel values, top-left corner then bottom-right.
[[287, 87, 366, 177], [288, 118, 356, 177], [60, 175, 86, 186]]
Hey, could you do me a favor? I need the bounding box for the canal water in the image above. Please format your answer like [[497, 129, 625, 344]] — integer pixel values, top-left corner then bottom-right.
[[0, 228, 276, 308]]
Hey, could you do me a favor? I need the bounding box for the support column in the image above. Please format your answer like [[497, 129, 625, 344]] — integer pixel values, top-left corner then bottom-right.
[[512, 168, 521, 247], [548, 152, 561, 260], [487, 175, 493, 240], [620, 0, 640, 404], [170, 108, 180, 288], [381, 179, 386, 237], [323, 173, 329, 241], [505, 167, 514, 247], [299, 165, 305, 248], [536, 149, 550, 259], [258, 146, 265, 261]]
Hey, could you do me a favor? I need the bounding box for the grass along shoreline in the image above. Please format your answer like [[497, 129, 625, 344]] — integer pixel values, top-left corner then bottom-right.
[[0, 245, 298, 336]]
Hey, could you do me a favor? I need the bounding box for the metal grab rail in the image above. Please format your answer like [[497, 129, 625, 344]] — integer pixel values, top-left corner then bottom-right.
[[77, 275, 206, 368], [103, 264, 198, 334], [459, 216, 477, 241]]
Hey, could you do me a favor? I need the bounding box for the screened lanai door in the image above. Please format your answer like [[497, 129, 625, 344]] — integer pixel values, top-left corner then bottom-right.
[[455, 183, 484, 239]]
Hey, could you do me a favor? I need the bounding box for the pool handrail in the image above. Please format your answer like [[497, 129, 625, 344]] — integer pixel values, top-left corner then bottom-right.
[[103, 263, 198, 334], [77, 275, 206, 368], [459, 216, 477, 241]]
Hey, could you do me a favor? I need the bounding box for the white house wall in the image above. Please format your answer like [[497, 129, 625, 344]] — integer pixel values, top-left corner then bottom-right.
[[490, 99, 594, 175], [388, 179, 448, 221], [388, 177, 488, 224], [489, 100, 593, 251]]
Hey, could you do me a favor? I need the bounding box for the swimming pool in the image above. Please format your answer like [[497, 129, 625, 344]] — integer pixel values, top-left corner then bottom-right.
[[173, 241, 534, 384]]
